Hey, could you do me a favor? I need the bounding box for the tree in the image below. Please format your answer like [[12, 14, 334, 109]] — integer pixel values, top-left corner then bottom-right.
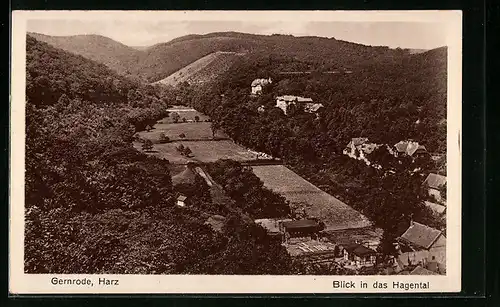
[[159, 133, 170, 143], [183, 146, 192, 157], [179, 133, 186, 139], [142, 139, 154, 152], [182, 117, 187, 123], [171, 112, 180, 123], [194, 115, 200, 122], [145, 125, 152, 132]]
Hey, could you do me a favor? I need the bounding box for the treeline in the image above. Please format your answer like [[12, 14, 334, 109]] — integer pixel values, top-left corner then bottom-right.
[[206, 160, 290, 219]]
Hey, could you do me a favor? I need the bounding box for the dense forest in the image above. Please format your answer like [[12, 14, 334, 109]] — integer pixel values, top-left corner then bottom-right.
[[181, 48, 447, 248], [25, 35, 312, 274]]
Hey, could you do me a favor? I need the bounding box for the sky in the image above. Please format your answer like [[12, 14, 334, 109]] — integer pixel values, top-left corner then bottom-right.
[[26, 19, 448, 50]]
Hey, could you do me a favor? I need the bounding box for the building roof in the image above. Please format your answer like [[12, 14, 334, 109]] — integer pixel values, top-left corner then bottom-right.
[[399, 222, 442, 250], [277, 95, 313, 102], [251, 78, 271, 87], [410, 266, 438, 275], [282, 219, 319, 230], [255, 218, 292, 234], [394, 140, 423, 156], [177, 195, 187, 201], [350, 137, 369, 146], [303, 103, 324, 112], [423, 173, 447, 189], [424, 201, 446, 214], [342, 243, 377, 257]]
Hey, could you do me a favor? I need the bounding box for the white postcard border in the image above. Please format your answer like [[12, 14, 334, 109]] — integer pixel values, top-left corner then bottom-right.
[[10, 10, 463, 294]]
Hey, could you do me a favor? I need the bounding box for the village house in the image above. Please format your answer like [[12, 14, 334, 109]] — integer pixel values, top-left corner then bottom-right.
[[275, 95, 323, 115], [176, 195, 188, 207], [423, 173, 447, 203], [341, 242, 377, 267], [254, 218, 293, 237], [424, 200, 446, 216], [342, 138, 381, 168], [251, 78, 272, 95], [395, 221, 446, 274], [282, 219, 323, 243], [394, 140, 428, 158]]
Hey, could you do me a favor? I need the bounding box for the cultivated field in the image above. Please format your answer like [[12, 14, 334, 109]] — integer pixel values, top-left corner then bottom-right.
[[135, 140, 259, 164], [251, 165, 372, 231], [138, 122, 227, 141]]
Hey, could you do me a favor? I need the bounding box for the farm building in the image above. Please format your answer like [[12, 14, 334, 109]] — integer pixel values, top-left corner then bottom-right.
[[396, 221, 446, 273], [394, 140, 428, 157], [423, 173, 447, 203], [251, 78, 272, 95], [282, 219, 323, 243], [254, 218, 292, 236], [341, 243, 377, 267], [275, 95, 323, 115], [176, 195, 188, 207]]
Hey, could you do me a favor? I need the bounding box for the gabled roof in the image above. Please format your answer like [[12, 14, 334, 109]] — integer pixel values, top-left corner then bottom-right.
[[303, 103, 324, 112], [423, 173, 447, 189], [394, 140, 423, 156], [410, 266, 438, 275], [177, 195, 187, 201], [399, 222, 442, 250], [424, 201, 446, 214], [342, 243, 376, 257]]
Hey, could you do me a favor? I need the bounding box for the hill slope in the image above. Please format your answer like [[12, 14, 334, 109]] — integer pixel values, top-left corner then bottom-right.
[[153, 51, 245, 86], [28, 32, 141, 76], [33, 32, 423, 83]]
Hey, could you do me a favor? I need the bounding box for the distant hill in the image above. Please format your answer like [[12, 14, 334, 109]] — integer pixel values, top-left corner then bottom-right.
[[33, 31, 418, 83], [153, 51, 245, 86], [28, 32, 141, 76]]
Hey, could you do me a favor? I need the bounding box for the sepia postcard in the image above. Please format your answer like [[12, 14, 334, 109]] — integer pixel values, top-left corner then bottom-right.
[[10, 10, 462, 294]]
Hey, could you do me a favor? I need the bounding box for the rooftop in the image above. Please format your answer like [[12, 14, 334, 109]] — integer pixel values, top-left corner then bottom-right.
[[398, 222, 442, 250], [282, 219, 320, 230], [423, 173, 447, 189], [410, 266, 438, 275], [277, 95, 313, 102]]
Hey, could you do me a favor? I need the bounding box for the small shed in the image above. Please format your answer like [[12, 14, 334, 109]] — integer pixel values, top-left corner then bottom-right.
[[342, 243, 377, 265], [176, 195, 188, 207]]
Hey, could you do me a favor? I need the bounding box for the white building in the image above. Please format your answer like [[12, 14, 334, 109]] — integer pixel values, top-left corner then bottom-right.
[[275, 95, 323, 115], [251, 78, 272, 95], [176, 195, 187, 207]]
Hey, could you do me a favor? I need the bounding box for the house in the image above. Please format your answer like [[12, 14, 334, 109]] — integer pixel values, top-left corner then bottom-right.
[[282, 219, 322, 243], [251, 78, 272, 95], [396, 221, 446, 272], [275, 95, 323, 115], [342, 138, 381, 167], [341, 243, 377, 266], [423, 173, 446, 203], [176, 195, 188, 207], [255, 218, 292, 236], [424, 200, 446, 216], [394, 141, 428, 157]]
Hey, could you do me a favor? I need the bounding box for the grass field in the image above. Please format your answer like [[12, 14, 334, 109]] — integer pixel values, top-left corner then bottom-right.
[[137, 122, 227, 141], [135, 140, 259, 164], [251, 165, 372, 231]]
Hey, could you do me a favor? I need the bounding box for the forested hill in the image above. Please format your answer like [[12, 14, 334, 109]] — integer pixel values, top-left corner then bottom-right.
[[31, 31, 424, 83], [28, 32, 141, 76]]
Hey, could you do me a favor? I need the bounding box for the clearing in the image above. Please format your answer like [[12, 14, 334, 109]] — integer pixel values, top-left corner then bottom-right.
[[251, 165, 372, 231], [137, 122, 227, 142], [135, 140, 259, 164]]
